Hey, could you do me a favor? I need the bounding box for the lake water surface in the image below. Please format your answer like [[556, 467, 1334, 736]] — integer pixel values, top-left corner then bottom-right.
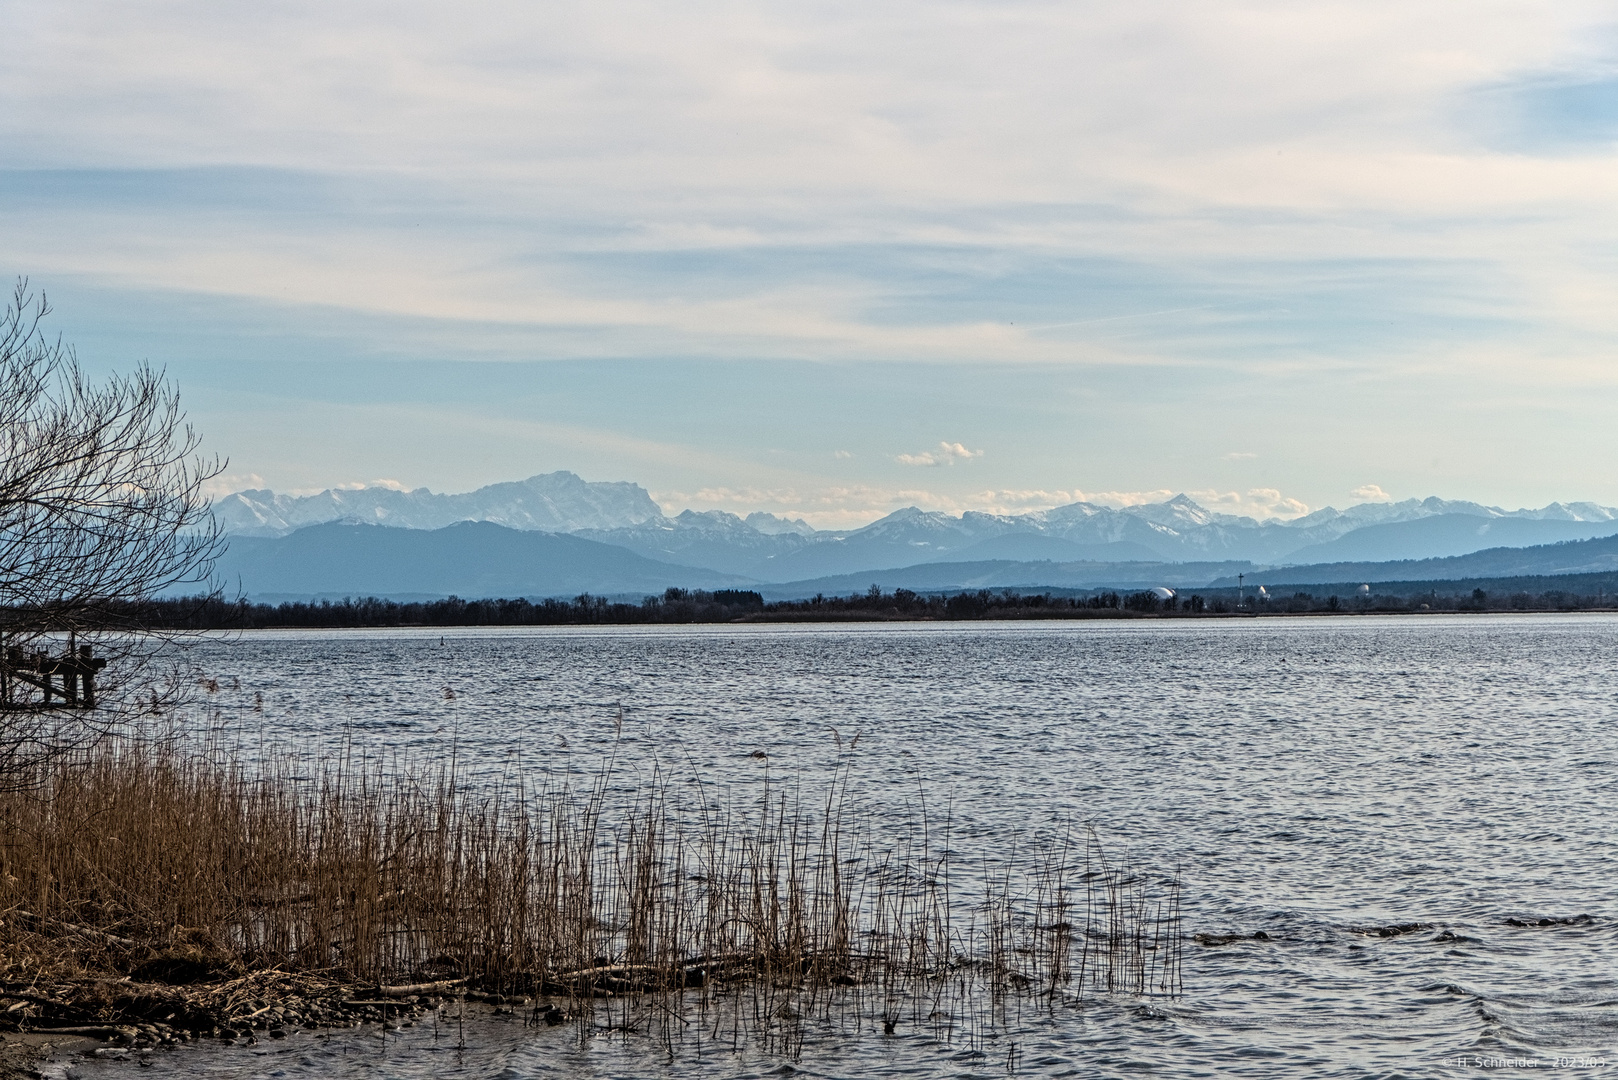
[[61, 615, 1618, 1077]]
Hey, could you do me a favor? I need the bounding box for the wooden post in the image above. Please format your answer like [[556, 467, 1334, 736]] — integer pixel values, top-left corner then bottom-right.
[[80, 645, 97, 709], [64, 634, 79, 707]]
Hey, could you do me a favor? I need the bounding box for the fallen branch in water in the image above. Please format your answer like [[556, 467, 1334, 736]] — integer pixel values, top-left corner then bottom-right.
[[373, 978, 467, 997]]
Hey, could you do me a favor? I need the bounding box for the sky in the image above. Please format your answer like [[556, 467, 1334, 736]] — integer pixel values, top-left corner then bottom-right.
[[1, 1, 1615, 528]]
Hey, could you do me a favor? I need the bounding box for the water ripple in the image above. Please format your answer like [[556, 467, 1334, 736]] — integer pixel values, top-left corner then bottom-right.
[[60, 615, 1618, 1077]]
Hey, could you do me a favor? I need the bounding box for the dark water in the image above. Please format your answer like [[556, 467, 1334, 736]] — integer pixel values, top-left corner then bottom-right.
[[60, 616, 1618, 1077]]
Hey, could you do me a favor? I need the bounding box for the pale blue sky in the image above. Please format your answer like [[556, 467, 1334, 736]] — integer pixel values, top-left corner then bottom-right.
[[2, 1, 1615, 526]]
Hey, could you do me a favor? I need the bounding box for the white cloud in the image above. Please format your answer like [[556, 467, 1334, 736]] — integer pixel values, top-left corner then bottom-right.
[[330, 478, 408, 491], [660, 482, 1016, 527], [657, 484, 930, 529], [203, 472, 265, 498], [833, 449, 854, 459], [658, 481, 1314, 527], [1224, 451, 1258, 460], [1182, 488, 1310, 519], [1074, 487, 1310, 519], [1071, 489, 1177, 508], [970, 489, 1086, 511], [1216, 488, 1311, 519], [896, 441, 984, 467], [1351, 483, 1393, 502]]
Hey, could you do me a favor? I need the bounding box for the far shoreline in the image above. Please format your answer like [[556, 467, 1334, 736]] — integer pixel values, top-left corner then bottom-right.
[[162, 607, 1618, 633]]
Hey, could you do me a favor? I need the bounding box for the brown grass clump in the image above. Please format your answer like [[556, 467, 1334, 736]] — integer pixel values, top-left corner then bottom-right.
[[0, 730, 1182, 1050]]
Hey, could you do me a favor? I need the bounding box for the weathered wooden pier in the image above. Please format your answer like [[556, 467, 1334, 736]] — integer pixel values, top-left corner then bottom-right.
[[0, 637, 108, 710]]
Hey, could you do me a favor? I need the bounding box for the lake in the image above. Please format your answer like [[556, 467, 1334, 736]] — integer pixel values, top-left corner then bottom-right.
[[60, 615, 1618, 1077]]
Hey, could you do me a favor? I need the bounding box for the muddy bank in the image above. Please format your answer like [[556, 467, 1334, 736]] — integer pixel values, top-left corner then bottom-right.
[[0, 969, 520, 1078], [0, 1032, 96, 1080]]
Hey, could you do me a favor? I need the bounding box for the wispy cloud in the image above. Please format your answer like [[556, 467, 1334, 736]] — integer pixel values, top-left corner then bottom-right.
[[1195, 488, 1311, 519], [896, 441, 984, 467], [657, 482, 1313, 526], [202, 472, 265, 499], [3, 0, 1611, 380], [1072, 488, 1310, 519], [331, 478, 408, 492], [656, 484, 935, 529], [6, 1, 1616, 511], [1070, 489, 1177, 509], [1351, 484, 1393, 502], [971, 489, 1088, 511]]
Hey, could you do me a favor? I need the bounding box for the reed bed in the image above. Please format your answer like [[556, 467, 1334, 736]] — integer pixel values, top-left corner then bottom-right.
[[0, 729, 1182, 1051]]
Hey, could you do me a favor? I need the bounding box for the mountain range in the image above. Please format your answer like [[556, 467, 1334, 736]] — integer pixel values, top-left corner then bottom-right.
[[218, 520, 748, 601], [208, 472, 1618, 599]]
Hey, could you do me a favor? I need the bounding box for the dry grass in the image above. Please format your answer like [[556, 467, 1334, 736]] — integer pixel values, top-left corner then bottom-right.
[[0, 728, 1182, 1050]]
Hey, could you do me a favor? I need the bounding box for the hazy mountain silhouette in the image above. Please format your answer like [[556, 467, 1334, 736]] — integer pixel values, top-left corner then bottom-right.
[[1279, 514, 1618, 565], [1217, 531, 1618, 587], [212, 521, 747, 600]]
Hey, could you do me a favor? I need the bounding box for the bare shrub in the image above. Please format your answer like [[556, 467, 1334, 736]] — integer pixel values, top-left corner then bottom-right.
[[0, 281, 224, 775]]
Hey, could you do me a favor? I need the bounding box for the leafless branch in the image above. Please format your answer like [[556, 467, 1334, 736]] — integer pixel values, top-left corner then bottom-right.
[[0, 279, 226, 777]]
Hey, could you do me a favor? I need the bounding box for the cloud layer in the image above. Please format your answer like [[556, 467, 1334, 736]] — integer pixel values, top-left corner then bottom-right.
[[656, 481, 1316, 528], [0, 0, 1614, 519]]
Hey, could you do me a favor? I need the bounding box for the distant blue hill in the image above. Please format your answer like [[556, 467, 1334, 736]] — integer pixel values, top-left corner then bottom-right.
[[760, 559, 1255, 599], [1217, 531, 1618, 588], [769, 531, 1618, 597], [200, 514, 1618, 605], [921, 534, 1165, 564], [209, 521, 749, 600], [1279, 514, 1618, 565]]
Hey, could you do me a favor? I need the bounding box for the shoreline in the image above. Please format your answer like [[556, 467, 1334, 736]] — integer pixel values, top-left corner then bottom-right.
[[0, 1032, 94, 1080], [155, 607, 1618, 630], [0, 987, 523, 1078]]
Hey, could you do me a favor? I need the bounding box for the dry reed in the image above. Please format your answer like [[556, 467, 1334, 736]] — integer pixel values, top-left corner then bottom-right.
[[0, 728, 1182, 1051]]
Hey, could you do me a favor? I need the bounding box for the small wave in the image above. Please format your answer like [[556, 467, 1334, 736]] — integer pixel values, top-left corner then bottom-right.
[[1418, 982, 1475, 997], [1502, 914, 1597, 928], [1193, 931, 1272, 946], [1349, 922, 1431, 938]]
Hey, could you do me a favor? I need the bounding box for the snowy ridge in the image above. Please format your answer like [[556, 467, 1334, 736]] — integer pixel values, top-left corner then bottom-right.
[[213, 475, 1618, 581]]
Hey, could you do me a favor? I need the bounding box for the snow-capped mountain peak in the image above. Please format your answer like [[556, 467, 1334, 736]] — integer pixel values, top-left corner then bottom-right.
[[213, 476, 1618, 583]]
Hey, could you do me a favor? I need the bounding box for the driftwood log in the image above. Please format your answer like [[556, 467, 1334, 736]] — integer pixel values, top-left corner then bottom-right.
[[373, 979, 467, 998], [551, 951, 774, 994]]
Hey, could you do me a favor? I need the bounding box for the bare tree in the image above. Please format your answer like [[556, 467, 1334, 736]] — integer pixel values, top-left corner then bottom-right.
[[0, 280, 225, 773]]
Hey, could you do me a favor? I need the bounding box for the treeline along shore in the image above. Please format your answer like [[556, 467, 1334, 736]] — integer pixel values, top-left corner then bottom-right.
[[118, 573, 1618, 628]]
